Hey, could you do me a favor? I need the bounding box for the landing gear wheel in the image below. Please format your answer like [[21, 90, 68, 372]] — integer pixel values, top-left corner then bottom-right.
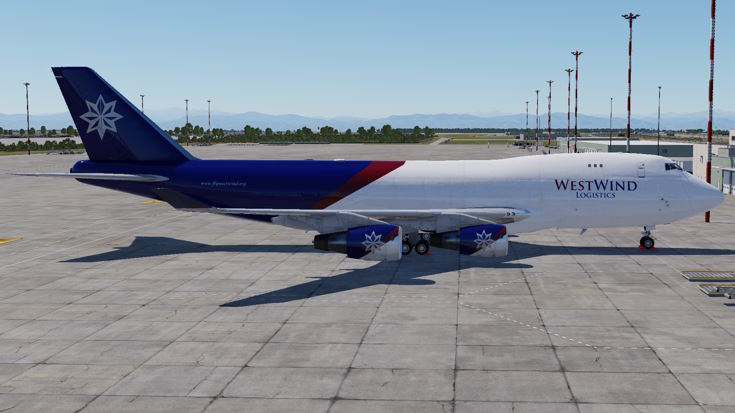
[[640, 236, 654, 250], [414, 240, 429, 255], [402, 240, 413, 255]]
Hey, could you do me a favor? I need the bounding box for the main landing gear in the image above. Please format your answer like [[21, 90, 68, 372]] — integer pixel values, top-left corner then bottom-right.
[[404, 233, 430, 256], [639, 226, 655, 250]]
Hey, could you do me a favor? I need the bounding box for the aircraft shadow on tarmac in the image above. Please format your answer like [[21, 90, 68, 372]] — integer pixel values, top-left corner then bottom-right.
[[220, 241, 735, 307], [63, 236, 320, 263], [62, 236, 735, 307]]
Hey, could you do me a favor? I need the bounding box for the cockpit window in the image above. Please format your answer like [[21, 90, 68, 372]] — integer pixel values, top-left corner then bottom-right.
[[665, 162, 682, 171]]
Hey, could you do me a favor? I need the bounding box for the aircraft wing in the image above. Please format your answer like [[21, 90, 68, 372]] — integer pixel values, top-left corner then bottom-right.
[[212, 207, 530, 234], [12, 172, 169, 182]]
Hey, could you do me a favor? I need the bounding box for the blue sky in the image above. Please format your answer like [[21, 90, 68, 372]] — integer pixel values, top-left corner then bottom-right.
[[1, 0, 733, 117]]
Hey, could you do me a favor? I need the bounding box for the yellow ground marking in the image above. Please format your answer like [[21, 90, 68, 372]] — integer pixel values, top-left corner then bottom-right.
[[0, 237, 20, 245], [144, 199, 168, 204]]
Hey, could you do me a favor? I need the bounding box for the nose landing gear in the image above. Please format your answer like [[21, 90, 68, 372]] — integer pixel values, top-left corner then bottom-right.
[[639, 226, 655, 250]]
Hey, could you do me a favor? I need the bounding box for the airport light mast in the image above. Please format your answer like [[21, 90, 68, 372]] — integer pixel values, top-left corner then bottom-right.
[[525, 101, 529, 138], [185, 99, 189, 126], [565, 69, 573, 152], [571, 51, 582, 153], [657, 86, 661, 156], [610, 97, 613, 147], [535, 90, 539, 151], [622, 12, 639, 153], [23, 82, 30, 156], [140, 94, 145, 113], [705, 0, 716, 223], [547, 80, 553, 151], [207, 99, 211, 138]]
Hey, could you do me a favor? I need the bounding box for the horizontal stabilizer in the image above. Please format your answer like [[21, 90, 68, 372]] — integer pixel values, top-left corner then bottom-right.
[[12, 172, 169, 182]]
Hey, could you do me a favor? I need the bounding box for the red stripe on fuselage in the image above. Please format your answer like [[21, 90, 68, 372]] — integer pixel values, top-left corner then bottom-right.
[[312, 161, 405, 209]]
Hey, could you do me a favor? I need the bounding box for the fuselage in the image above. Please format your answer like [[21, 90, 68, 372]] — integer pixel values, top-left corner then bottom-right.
[[71, 152, 723, 234]]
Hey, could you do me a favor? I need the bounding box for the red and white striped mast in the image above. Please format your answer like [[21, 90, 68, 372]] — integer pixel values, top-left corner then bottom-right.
[[564, 68, 573, 152], [622, 12, 639, 153], [705, 0, 716, 223], [547, 80, 553, 150], [535, 90, 539, 151], [571, 51, 582, 153]]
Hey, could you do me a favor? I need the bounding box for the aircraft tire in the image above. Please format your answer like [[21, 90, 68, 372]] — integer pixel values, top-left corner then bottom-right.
[[402, 241, 412, 255], [640, 236, 654, 250], [415, 240, 429, 255]]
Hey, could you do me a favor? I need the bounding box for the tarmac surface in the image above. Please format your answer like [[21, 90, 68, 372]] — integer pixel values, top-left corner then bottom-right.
[[0, 143, 734, 412]]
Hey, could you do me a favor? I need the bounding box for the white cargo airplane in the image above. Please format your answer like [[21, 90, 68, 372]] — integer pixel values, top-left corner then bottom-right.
[[20, 67, 726, 262]]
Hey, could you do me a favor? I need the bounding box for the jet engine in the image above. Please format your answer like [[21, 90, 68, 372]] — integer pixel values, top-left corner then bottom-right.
[[313, 224, 402, 261], [430, 224, 508, 257]]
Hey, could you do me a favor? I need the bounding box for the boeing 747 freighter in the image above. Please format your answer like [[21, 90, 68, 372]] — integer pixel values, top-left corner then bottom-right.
[[17, 67, 724, 261]]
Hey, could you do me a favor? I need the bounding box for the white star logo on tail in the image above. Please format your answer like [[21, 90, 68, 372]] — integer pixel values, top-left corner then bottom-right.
[[362, 231, 385, 253], [474, 230, 495, 250], [79, 95, 123, 140]]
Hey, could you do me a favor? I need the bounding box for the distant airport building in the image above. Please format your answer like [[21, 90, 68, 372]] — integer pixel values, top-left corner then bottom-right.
[[557, 137, 693, 172], [694, 140, 735, 195]]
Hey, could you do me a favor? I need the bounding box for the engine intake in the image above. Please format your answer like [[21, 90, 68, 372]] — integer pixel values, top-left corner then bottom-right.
[[313, 224, 402, 261], [430, 224, 508, 257]]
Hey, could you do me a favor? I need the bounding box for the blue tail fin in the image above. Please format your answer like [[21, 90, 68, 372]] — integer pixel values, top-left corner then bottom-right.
[[52, 67, 193, 163]]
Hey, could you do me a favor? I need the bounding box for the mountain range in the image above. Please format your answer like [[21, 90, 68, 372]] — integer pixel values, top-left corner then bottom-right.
[[1, 110, 733, 132]]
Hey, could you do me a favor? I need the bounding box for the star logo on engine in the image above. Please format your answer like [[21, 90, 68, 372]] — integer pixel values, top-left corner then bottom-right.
[[474, 230, 495, 250], [79, 95, 123, 140], [362, 231, 385, 253]]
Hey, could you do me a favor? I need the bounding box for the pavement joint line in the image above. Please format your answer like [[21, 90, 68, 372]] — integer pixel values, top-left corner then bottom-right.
[[457, 295, 735, 352]]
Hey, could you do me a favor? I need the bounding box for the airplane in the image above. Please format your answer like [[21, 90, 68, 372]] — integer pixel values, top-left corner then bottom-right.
[[16, 67, 724, 262]]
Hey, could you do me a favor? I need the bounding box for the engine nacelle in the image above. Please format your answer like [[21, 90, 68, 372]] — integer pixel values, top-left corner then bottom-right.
[[430, 224, 508, 257], [313, 224, 402, 261]]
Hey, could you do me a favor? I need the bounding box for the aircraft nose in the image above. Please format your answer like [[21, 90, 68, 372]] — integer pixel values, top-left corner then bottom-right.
[[689, 176, 725, 211]]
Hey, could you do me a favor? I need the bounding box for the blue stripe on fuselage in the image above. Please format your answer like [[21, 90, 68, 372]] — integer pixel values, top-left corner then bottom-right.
[[71, 159, 373, 209]]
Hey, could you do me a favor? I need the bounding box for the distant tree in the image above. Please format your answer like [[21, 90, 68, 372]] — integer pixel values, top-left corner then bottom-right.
[[40, 125, 47, 136], [380, 124, 392, 137], [320, 126, 334, 137], [368, 126, 376, 137], [50, 129, 56, 136], [265, 127, 273, 137], [18, 129, 25, 136], [173, 126, 181, 136], [357, 126, 367, 138], [344, 128, 352, 137], [423, 126, 434, 138], [29, 127, 36, 136], [412, 126, 422, 138]]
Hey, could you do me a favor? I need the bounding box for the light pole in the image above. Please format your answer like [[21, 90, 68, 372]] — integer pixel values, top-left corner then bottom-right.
[[622, 12, 640, 153], [657, 86, 661, 156], [547, 80, 553, 151], [571, 51, 582, 153], [705, 0, 716, 223], [535, 90, 539, 151], [565, 68, 573, 152], [525, 101, 529, 138], [140, 94, 145, 113], [609, 97, 613, 148], [23, 82, 30, 156], [185, 99, 189, 126], [207, 99, 211, 138]]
